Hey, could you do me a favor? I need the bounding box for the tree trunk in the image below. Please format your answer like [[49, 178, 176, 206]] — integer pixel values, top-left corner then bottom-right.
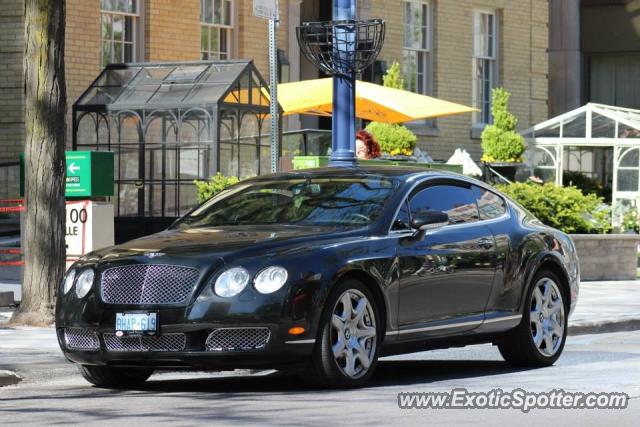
[[13, 0, 67, 326]]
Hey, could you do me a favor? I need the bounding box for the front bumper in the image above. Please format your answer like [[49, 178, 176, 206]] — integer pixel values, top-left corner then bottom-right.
[[56, 282, 324, 370], [56, 324, 315, 370], [55, 258, 329, 369]]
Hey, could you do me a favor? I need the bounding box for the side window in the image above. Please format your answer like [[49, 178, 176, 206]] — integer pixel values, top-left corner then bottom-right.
[[410, 184, 479, 224], [392, 200, 411, 231], [473, 186, 506, 220]]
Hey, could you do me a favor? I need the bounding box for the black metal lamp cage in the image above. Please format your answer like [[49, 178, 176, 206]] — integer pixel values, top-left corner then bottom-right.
[[297, 19, 385, 76]]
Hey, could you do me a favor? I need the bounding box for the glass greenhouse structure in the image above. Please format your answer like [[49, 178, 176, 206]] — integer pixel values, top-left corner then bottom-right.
[[72, 60, 278, 240], [525, 103, 640, 218]]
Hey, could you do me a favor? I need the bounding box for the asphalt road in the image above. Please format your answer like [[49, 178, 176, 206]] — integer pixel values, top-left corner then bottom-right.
[[1, 331, 639, 426]]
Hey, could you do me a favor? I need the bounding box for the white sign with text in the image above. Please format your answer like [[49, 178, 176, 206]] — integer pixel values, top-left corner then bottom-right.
[[253, 0, 278, 20], [65, 200, 114, 269]]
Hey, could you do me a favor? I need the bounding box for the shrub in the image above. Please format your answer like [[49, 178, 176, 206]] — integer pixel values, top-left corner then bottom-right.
[[481, 88, 526, 163], [365, 122, 417, 156], [612, 202, 640, 233], [621, 208, 640, 234], [194, 172, 239, 204], [362, 61, 416, 156], [382, 61, 404, 89], [496, 182, 611, 234]]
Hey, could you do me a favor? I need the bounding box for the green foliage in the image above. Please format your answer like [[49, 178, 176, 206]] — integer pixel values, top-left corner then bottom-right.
[[194, 173, 239, 204], [363, 62, 416, 156], [621, 209, 640, 233], [612, 202, 640, 233], [383, 61, 404, 89], [496, 182, 611, 234], [365, 122, 417, 156], [481, 88, 526, 163], [562, 171, 611, 201]]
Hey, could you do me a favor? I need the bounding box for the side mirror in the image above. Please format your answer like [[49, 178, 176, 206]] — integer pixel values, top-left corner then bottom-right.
[[411, 210, 449, 240]]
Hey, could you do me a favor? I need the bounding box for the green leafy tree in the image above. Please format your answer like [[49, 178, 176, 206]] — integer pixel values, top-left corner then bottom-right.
[[194, 173, 240, 204], [382, 61, 404, 89], [497, 182, 611, 234], [481, 88, 526, 163]]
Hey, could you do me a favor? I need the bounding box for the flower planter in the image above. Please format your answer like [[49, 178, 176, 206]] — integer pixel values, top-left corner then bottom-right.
[[484, 162, 526, 182], [570, 234, 640, 281], [290, 156, 463, 174]]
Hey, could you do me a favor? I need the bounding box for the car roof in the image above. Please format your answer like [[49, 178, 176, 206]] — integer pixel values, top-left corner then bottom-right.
[[249, 165, 459, 181]]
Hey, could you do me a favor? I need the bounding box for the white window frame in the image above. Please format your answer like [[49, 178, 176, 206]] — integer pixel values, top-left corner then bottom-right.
[[403, 1, 432, 96], [100, 0, 140, 66], [472, 9, 498, 126], [200, 0, 235, 60]]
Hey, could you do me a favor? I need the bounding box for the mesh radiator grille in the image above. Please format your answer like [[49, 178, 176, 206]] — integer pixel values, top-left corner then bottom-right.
[[64, 328, 100, 351], [103, 333, 186, 352], [101, 264, 200, 305], [205, 327, 271, 352]]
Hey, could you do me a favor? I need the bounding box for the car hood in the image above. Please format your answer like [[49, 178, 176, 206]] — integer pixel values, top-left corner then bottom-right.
[[90, 224, 366, 263]]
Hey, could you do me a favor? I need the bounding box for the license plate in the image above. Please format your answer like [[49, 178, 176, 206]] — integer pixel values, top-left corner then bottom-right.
[[115, 312, 158, 335]]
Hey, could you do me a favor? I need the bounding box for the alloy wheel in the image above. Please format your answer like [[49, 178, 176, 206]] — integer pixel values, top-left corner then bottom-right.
[[330, 289, 377, 379], [530, 278, 565, 357]]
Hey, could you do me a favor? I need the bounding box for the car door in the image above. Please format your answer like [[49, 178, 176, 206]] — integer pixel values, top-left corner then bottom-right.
[[396, 181, 498, 332]]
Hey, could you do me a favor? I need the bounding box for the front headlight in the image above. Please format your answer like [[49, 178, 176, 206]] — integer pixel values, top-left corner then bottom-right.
[[254, 266, 288, 294], [75, 268, 95, 299], [214, 267, 250, 298], [62, 269, 76, 295]]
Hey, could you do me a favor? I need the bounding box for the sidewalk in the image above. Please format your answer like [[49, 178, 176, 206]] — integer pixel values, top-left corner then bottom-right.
[[1, 280, 639, 387], [569, 281, 640, 334]]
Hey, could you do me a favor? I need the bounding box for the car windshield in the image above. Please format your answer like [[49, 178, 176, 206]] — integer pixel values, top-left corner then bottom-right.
[[175, 176, 396, 229]]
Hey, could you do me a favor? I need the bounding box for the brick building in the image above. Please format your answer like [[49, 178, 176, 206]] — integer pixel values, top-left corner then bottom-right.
[[0, 0, 548, 171]]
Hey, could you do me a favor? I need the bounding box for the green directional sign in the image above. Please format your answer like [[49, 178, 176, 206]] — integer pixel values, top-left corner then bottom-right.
[[20, 151, 114, 198]]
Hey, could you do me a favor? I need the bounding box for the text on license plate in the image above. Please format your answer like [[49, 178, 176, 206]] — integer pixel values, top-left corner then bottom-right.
[[116, 312, 157, 332]]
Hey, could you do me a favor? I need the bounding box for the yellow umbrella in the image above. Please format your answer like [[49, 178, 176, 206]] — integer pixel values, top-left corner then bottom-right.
[[277, 78, 476, 124]]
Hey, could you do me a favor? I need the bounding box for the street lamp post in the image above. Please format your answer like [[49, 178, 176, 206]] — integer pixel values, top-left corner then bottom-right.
[[330, 0, 357, 166], [297, 1, 384, 167]]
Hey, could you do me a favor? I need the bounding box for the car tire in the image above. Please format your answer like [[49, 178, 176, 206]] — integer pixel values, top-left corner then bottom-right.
[[307, 279, 381, 388], [498, 269, 569, 367], [78, 365, 154, 388]]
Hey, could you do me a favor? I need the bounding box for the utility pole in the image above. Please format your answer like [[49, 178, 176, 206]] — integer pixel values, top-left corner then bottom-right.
[[268, 1, 280, 173], [253, 0, 280, 173]]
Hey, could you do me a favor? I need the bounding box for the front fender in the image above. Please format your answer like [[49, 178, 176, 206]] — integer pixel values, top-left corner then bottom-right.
[[280, 236, 399, 343]]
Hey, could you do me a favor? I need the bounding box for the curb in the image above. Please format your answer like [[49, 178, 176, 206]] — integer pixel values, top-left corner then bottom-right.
[[569, 319, 640, 336], [0, 370, 22, 387]]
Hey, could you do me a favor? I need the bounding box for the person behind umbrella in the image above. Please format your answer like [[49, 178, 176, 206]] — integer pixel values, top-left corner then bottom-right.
[[355, 130, 381, 160]]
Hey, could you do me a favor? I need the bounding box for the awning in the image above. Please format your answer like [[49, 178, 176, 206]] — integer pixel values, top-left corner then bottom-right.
[[277, 78, 476, 124]]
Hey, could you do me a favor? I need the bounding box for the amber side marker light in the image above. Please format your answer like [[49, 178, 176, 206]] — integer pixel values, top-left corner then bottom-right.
[[288, 326, 305, 335]]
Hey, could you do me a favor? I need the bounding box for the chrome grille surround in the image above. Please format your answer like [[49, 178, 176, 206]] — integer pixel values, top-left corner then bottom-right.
[[205, 327, 271, 352], [64, 328, 100, 351], [103, 333, 186, 352], [100, 264, 200, 305]]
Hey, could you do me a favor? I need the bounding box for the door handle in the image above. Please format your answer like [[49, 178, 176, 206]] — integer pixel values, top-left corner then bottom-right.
[[477, 238, 494, 249]]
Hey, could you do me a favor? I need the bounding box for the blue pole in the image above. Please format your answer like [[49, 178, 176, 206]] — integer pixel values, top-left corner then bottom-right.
[[330, 0, 357, 166]]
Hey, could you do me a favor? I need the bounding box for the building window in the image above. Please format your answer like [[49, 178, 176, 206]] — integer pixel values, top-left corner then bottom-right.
[[472, 10, 497, 125], [201, 0, 234, 60], [100, 0, 139, 66], [403, 1, 431, 95]]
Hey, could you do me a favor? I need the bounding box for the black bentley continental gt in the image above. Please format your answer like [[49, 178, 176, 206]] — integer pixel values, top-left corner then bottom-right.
[[56, 166, 579, 388]]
